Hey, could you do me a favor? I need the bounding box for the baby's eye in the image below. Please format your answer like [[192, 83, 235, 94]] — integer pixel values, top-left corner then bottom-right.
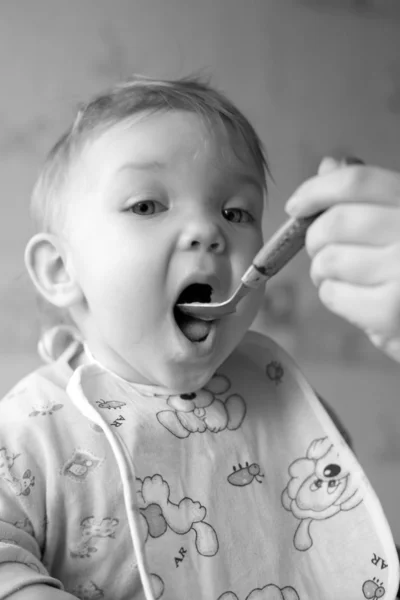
[[129, 200, 166, 216], [223, 208, 254, 223]]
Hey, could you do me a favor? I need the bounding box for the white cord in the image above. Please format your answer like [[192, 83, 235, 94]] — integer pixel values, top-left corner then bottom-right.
[[67, 365, 156, 600]]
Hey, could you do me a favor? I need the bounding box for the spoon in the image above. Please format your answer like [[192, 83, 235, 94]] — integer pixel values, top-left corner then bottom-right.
[[176, 157, 364, 321], [176, 212, 322, 320]]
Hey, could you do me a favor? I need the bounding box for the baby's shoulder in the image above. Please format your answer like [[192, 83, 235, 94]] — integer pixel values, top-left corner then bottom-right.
[[0, 360, 93, 483], [0, 359, 72, 425]]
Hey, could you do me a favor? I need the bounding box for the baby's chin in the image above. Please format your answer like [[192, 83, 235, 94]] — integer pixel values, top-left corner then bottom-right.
[[132, 337, 236, 393], [157, 334, 246, 393], [83, 336, 227, 393], [83, 300, 258, 392]]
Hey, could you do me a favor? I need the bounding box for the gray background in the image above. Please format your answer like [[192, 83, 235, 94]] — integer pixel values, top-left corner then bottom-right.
[[0, 0, 399, 539]]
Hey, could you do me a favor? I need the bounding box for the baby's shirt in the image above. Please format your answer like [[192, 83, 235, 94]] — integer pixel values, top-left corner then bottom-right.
[[0, 331, 398, 600]]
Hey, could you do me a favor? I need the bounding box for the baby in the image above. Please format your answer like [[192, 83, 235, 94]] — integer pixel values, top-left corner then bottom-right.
[[1, 75, 400, 600]]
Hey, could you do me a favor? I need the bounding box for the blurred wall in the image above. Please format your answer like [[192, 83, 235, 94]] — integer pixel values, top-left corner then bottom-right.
[[0, 0, 399, 537]]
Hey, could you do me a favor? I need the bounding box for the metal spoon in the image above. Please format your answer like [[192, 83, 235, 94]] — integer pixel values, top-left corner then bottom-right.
[[176, 212, 322, 320], [176, 157, 364, 321]]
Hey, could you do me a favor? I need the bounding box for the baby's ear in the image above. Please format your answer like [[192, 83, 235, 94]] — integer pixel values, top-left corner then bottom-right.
[[24, 233, 83, 309]]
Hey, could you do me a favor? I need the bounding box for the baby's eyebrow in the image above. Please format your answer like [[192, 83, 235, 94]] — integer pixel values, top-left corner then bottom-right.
[[118, 160, 166, 173], [233, 173, 263, 193], [213, 172, 264, 199], [116, 162, 264, 195]]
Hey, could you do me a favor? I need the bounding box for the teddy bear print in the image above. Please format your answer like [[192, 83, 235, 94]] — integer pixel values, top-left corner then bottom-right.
[[135, 474, 218, 598], [0, 447, 35, 496], [217, 584, 300, 600], [137, 474, 219, 557], [69, 517, 119, 558], [281, 437, 363, 551], [156, 372, 246, 439]]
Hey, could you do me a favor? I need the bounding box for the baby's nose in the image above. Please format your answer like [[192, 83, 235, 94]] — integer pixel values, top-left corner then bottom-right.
[[189, 238, 222, 252], [178, 219, 226, 253]]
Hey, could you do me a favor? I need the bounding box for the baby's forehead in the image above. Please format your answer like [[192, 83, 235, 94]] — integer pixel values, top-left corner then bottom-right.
[[81, 111, 263, 183]]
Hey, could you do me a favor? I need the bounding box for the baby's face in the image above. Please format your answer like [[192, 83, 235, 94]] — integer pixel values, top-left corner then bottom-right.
[[65, 110, 265, 391]]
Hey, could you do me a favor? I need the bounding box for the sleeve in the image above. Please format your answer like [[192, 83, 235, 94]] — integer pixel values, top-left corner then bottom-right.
[[0, 509, 63, 598], [0, 463, 64, 598], [0, 564, 62, 598], [0, 385, 64, 598]]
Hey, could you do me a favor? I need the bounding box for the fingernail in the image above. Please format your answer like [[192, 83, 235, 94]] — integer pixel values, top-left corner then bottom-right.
[[343, 156, 365, 166], [285, 198, 300, 215], [318, 156, 339, 175]]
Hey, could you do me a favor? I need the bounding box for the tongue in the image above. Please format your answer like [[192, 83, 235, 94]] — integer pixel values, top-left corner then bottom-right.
[[178, 313, 213, 342]]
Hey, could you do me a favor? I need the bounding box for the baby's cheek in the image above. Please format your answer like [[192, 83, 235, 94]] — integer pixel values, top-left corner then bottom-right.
[[239, 284, 264, 325]]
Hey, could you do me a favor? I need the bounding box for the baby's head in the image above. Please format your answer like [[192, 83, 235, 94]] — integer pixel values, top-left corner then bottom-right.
[[25, 75, 269, 392]]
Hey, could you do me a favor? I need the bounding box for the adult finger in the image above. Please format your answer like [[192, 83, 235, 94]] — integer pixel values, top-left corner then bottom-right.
[[317, 156, 364, 176], [318, 279, 400, 338], [367, 332, 400, 363], [305, 203, 400, 257], [310, 243, 400, 288], [286, 165, 400, 217]]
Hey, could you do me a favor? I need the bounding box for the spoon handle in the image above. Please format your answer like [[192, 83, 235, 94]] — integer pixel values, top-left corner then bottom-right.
[[242, 156, 365, 289], [241, 212, 323, 288]]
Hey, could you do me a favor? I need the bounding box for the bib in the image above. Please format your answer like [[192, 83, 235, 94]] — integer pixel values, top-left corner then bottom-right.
[[67, 331, 400, 600]]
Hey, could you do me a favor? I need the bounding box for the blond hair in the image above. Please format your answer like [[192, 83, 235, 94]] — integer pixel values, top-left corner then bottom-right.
[[30, 74, 270, 234]]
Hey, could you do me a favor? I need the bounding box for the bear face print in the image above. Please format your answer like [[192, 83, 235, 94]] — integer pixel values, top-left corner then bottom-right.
[[156, 373, 246, 439], [282, 437, 363, 551]]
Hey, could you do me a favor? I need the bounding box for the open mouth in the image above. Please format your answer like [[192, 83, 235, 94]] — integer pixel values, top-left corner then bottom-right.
[[173, 283, 215, 343]]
